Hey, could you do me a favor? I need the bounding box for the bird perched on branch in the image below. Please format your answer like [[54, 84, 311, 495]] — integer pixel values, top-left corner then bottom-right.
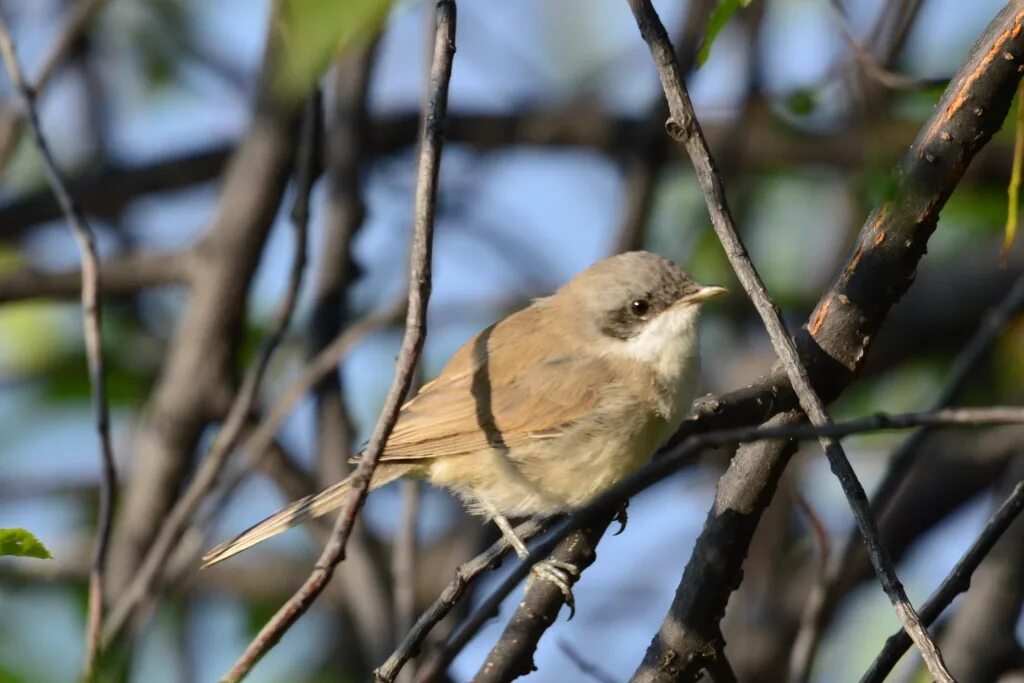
[[202, 250, 725, 611]]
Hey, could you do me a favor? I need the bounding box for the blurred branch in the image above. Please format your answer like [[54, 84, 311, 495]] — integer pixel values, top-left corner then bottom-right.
[[311, 45, 394, 668], [105, 16, 304, 629], [0, 0, 109, 170], [932, 469, 1024, 683], [9, 103, 1023, 243], [557, 639, 619, 683], [790, 270, 1024, 681], [393, 480, 421, 683], [611, 0, 714, 255], [0, 249, 189, 303], [826, 0, 932, 91], [102, 298, 401, 645], [861, 479, 1024, 683], [222, 2, 454, 679], [0, 16, 118, 678]]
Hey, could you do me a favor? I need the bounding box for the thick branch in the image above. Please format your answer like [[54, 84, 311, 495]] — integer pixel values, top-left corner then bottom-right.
[[0, 249, 189, 303], [7, 104, 1020, 242]]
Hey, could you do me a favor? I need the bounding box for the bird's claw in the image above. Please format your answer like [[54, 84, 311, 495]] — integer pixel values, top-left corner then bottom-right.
[[529, 559, 580, 619], [613, 501, 629, 535]]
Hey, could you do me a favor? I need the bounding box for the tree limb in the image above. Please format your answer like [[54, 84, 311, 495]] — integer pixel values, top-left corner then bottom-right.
[[221, 2, 455, 679]]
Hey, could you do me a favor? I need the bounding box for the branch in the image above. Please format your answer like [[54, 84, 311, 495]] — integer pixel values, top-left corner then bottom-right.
[[101, 299, 402, 644], [105, 20, 304, 615], [312, 46, 393, 666], [221, 2, 455, 679], [9, 104, 1020, 243], [789, 269, 1024, 681], [374, 520, 547, 683], [0, 0, 109, 170], [413, 406, 1024, 681], [626, 0, 952, 679], [0, 249, 189, 303], [100, 94, 320, 644], [860, 480, 1024, 683], [392, 480, 422, 683], [0, 17, 118, 678]]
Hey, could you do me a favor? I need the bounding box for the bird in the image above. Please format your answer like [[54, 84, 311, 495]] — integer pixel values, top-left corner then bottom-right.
[[202, 250, 725, 610]]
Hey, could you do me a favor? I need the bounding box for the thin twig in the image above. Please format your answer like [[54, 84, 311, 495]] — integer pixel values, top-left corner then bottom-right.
[[860, 481, 1024, 683], [789, 271, 1024, 682], [625, 1, 952, 679], [375, 519, 547, 683], [0, 18, 118, 678], [221, 3, 455, 679], [826, 0, 930, 91], [414, 406, 1024, 680], [393, 480, 422, 683], [100, 92, 321, 644], [557, 639, 619, 683], [0, 0, 109, 170]]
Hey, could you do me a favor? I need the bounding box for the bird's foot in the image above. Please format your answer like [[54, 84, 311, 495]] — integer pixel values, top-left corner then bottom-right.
[[613, 500, 629, 535], [528, 559, 580, 619]]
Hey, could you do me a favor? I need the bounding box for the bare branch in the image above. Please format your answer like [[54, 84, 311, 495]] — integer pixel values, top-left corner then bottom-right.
[[0, 249, 189, 303], [626, 1, 951, 679], [221, 2, 455, 679], [860, 480, 1024, 683], [0, 17, 118, 677], [557, 639, 619, 683], [0, 0, 109, 170], [393, 480, 422, 683], [100, 93, 320, 643], [413, 406, 1024, 681], [375, 520, 546, 683], [790, 270, 1024, 681], [313, 46, 394, 665]]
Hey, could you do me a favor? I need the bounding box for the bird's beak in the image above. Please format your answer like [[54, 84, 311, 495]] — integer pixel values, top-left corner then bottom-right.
[[678, 285, 728, 306]]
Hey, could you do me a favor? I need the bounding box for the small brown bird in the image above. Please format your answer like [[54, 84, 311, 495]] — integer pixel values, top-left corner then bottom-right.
[[202, 251, 724, 606]]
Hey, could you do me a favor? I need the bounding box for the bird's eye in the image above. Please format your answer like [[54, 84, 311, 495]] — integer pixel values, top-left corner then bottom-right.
[[630, 299, 650, 316]]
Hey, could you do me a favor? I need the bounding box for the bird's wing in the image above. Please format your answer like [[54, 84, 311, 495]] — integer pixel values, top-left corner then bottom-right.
[[361, 305, 614, 462]]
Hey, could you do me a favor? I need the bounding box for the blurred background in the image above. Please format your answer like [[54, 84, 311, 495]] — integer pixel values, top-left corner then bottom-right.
[[0, 0, 1022, 681]]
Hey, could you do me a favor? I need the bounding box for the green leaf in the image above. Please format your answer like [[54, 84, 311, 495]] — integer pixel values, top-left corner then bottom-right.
[[698, 0, 754, 67], [272, 0, 396, 100], [0, 528, 52, 559], [784, 88, 817, 117], [1004, 82, 1024, 265]]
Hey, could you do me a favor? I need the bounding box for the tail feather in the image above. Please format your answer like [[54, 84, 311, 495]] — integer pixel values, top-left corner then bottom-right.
[[201, 465, 407, 568]]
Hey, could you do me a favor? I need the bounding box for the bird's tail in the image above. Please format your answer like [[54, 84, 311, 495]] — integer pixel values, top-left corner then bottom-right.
[[201, 464, 409, 569]]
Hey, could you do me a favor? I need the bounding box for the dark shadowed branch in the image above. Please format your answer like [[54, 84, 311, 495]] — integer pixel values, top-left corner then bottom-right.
[[789, 269, 1024, 681], [860, 480, 1024, 683], [412, 406, 1024, 681], [221, 2, 455, 679], [0, 17, 118, 678]]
